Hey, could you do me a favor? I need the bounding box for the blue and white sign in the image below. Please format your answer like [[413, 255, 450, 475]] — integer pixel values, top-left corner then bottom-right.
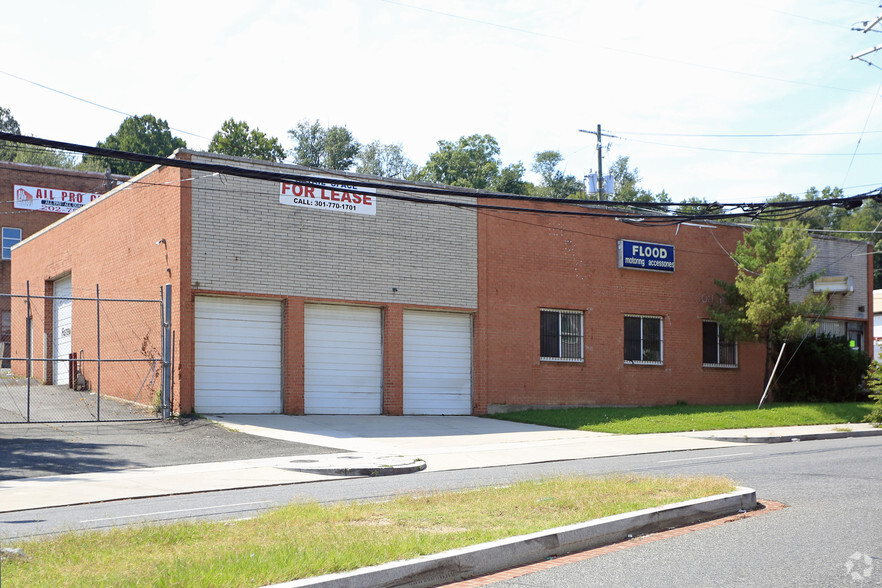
[[618, 240, 675, 272]]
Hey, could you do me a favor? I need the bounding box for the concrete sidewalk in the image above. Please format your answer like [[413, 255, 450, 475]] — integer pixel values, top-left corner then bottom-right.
[[0, 416, 879, 513]]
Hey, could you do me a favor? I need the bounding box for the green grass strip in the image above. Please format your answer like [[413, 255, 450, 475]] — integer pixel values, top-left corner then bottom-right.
[[2, 474, 734, 587], [488, 402, 872, 434]]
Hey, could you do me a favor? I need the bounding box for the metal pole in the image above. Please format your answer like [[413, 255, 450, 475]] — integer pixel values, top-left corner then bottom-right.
[[758, 342, 786, 409], [26, 280, 31, 422], [96, 284, 101, 421], [161, 283, 172, 420], [596, 124, 604, 201]]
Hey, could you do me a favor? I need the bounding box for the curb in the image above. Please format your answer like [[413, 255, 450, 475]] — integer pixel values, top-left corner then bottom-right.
[[700, 428, 882, 444], [284, 454, 427, 476], [270, 487, 757, 588]]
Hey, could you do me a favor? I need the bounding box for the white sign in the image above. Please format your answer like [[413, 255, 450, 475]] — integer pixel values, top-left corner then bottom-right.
[[13, 185, 102, 214], [279, 181, 377, 216]]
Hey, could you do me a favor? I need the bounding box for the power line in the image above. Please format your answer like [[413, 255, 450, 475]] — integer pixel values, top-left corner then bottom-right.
[[3, 132, 882, 225], [0, 69, 210, 141]]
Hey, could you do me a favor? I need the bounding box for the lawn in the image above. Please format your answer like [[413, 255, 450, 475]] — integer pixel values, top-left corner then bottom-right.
[[487, 402, 873, 434], [1, 474, 734, 587]]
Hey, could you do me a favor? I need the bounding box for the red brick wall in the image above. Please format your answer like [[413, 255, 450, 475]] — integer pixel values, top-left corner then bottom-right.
[[476, 201, 767, 411], [10, 164, 185, 413], [0, 163, 126, 366]]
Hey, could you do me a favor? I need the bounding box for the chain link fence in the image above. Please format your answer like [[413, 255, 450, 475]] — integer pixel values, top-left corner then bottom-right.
[[0, 283, 171, 423]]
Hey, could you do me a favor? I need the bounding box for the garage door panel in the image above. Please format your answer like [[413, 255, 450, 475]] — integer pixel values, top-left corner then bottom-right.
[[404, 311, 472, 415], [304, 304, 382, 415], [195, 296, 282, 414]]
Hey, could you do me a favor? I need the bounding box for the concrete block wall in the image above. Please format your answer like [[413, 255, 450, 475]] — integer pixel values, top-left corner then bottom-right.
[[187, 152, 478, 309], [791, 235, 872, 321]]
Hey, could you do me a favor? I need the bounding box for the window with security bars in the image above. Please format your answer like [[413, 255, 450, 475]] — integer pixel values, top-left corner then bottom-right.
[[702, 321, 737, 367], [540, 310, 583, 361], [624, 315, 663, 364]]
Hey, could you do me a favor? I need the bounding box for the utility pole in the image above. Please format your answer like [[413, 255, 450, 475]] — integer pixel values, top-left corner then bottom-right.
[[579, 125, 608, 201], [851, 12, 882, 63], [596, 124, 605, 201]]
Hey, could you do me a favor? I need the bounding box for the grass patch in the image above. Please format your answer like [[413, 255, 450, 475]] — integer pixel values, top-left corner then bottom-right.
[[488, 402, 873, 434], [1, 474, 733, 587]]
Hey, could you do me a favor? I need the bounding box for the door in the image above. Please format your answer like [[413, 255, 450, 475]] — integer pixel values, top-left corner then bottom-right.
[[304, 304, 382, 414], [52, 275, 72, 385], [403, 311, 472, 415], [194, 296, 282, 413]]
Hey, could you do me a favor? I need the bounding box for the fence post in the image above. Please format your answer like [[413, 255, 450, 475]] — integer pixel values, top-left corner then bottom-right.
[[26, 280, 31, 422], [96, 284, 101, 421], [161, 283, 172, 420]]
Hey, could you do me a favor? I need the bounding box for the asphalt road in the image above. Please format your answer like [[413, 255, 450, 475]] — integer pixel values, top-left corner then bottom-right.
[[0, 417, 341, 480], [486, 437, 882, 588], [1, 435, 880, 588]]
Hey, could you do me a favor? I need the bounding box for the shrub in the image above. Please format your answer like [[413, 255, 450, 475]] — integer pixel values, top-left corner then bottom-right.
[[773, 335, 870, 402], [864, 361, 882, 426]]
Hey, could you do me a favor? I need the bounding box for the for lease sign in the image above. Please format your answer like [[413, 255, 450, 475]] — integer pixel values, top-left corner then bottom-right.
[[13, 185, 102, 214], [618, 239, 675, 272], [279, 181, 377, 216]]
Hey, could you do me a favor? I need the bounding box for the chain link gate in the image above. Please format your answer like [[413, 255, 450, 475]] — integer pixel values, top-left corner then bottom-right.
[[0, 282, 172, 423]]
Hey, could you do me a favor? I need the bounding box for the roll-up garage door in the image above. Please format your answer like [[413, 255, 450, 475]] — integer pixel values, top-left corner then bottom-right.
[[53, 275, 72, 385], [195, 296, 282, 414], [304, 304, 382, 414], [403, 311, 472, 415]]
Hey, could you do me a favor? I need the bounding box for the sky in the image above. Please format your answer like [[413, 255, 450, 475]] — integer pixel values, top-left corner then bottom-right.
[[3, 0, 882, 204]]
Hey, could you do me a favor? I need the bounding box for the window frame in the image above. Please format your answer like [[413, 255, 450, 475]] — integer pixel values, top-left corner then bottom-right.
[[2, 227, 22, 261], [624, 314, 663, 365], [702, 320, 738, 368], [540, 309, 584, 362]]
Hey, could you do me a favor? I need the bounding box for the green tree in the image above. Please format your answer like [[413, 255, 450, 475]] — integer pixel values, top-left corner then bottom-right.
[[608, 156, 655, 202], [208, 118, 285, 162], [356, 141, 418, 179], [532, 150, 584, 199], [0, 106, 89, 168], [419, 134, 529, 194], [287, 120, 360, 170], [0, 106, 22, 161], [709, 221, 827, 389], [85, 114, 187, 176]]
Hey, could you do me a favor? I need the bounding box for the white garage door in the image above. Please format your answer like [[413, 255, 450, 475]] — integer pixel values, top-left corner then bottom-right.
[[305, 304, 382, 414], [404, 311, 472, 415], [195, 296, 282, 414], [53, 275, 72, 385]]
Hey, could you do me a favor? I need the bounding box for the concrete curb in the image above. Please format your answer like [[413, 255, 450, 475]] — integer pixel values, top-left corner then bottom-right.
[[700, 428, 882, 444], [271, 486, 757, 588], [283, 454, 427, 476]]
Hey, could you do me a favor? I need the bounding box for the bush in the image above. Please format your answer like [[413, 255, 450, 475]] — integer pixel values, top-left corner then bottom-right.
[[773, 335, 870, 402], [864, 361, 882, 426]]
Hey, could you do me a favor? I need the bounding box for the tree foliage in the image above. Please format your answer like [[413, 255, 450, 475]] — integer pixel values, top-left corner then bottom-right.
[[0, 106, 95, 169], [208, 118, 285, 162], [85, 114, 187, 176], [709, 221, 827, 387], [418, 134, 529, 194], [532, 150, 584, 199], [773, 335, 870, 403], [356, 141, 418, 179], [287, 120, 360, 170]]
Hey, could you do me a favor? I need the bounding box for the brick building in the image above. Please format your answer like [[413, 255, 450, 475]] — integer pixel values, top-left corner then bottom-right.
[[9, 151, 874, 414], [0, 161, 124, 367]]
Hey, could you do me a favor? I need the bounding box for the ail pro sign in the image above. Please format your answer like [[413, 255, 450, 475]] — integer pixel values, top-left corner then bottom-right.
[[13, 185, 102, 214], [618, 239, 675, 272], [280, 182, 377, 216]]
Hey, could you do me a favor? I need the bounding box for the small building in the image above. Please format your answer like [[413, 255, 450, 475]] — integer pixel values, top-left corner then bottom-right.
[[0, 161, 124, 367], [9, 151, 873, 414]]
